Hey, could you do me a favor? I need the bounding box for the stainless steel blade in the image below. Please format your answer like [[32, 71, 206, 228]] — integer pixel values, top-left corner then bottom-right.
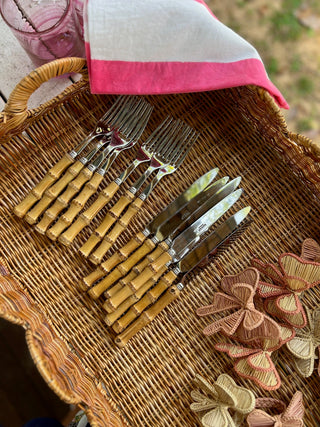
[[157, 176, 241, 243], [177, 207, 251, 273], [145, 168, 219, 235], [170, 189, 243, 261]]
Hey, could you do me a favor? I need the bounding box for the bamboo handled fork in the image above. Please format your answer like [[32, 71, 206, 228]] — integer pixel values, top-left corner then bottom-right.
[[13, 96, 135, 218], [79, 122, 199, 265], [37, 102, 153, 238], [53, 117, 176, 245], [24, 97, 151, 225]]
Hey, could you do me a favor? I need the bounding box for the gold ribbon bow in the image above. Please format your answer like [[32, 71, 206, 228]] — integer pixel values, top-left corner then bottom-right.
[[197, 267, 281, 341], [247, 391, 304, 427], [190, 374, 255, 427]]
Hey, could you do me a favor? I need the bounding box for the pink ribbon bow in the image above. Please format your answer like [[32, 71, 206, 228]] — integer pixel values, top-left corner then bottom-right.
[[197, 267, 281, 342], [247, 391, 304, 427]]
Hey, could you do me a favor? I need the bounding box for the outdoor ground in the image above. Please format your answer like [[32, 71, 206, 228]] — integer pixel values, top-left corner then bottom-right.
[[207, 0, 320, 143]]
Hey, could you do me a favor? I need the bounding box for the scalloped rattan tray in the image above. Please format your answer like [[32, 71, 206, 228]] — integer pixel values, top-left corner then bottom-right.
[[1, 57, 320, 426]]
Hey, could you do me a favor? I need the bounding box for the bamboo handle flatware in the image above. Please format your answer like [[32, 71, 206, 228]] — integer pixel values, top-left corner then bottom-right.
[[114, 208, 251, 347], [13, 96, 131, 218]]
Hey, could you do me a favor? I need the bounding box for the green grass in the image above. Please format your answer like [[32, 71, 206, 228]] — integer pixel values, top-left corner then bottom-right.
[[296, 77, 314, 95], [266, 57, 279, 76], [297, 118, 314, 131], [271, 11, 304, 40], [290, 55, 302, 72]]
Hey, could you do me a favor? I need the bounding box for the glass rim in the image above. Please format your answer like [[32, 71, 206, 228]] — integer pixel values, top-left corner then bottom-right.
[[0, 0, 71, 36]]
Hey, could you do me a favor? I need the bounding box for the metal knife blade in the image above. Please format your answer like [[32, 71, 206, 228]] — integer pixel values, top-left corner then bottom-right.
[[177, 207, 251, 274], [170, 189, 243, 261], [145, 168, 219, 235], [158, 177, 241, 243]]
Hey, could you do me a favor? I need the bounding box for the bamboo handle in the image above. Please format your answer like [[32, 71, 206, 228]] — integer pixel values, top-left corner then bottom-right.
[[89, 192, 133, 243], [115, 285, 181, 347], [37, 166, 96, 233], [72, 172, 107, 209], [13, 153, 74, 218], [99, 236, 156, 290], [112, 266, 170, 332], [77, 181, 121, 257], [92, 197, 145, 264], [82, 267, 105, 289], [57, 172, 104, 231], [130, 251, 172, 292], [24, 160, 85, 224], [81, 234, 102, 259], [99, 231, 149, 273], [146, 240, 169, 261], [57, 177, 117, 244], [47, 218, 70, 241], [24, 193, 55, 224], [81, 181, 120, 223], [87, 244, 144, 299], [35, 196, 68, 234], [105, 282, 122, 298], [103, 282, 134, 313], [105, 295, 138, 327], [57, 216, 87, 245], [34, 211, 56, 234], [119, 231, 148, 258], [88, 269, 122, 300], [104, 257, 150, 312], [42, 168, 94, 238], [44, 160, 85, 199]]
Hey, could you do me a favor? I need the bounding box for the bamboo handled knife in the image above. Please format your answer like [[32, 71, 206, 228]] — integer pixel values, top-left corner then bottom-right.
[[114, 207, 251, 347]]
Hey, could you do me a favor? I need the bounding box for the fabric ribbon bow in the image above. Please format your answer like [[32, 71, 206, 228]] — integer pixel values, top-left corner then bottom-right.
[[215, 325, 295, 391], [247, 391, 304, 427], [197, 267, 281, 342], [190, 374, 255, 427], [252, 249, 320, 328]]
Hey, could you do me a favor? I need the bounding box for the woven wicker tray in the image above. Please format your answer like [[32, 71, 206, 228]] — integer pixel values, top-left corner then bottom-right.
[[1, 57, 320, 427]]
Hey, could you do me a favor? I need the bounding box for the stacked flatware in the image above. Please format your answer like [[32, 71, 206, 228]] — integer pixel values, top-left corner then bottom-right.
[[14, 94, 202, 267], [14, 96, 146, 219], [82, 169, 251, 346]]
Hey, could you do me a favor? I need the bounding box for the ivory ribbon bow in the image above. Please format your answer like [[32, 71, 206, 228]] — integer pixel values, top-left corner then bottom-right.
[[215, 325, 295, 391], [190, 374, 255, 427], [247, 391, 304, 427], [287, 306, 320, 377], [197, 267, 281, 342], [252, 251, 320, 328]]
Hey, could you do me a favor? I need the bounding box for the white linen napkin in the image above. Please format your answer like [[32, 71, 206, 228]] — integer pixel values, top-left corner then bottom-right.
[[84, 0, 287, 108]]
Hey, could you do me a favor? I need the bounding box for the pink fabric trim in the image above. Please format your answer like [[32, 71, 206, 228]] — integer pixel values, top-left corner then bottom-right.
[[84, 49, 288, 109], [193, 0, 218, 19]]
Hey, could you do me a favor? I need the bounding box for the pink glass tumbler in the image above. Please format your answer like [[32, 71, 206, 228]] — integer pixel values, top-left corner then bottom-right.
[[0, 0, 85, 67]]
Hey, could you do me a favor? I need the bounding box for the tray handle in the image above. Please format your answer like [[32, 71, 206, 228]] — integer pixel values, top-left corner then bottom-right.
[[2, 57, 87, 133]]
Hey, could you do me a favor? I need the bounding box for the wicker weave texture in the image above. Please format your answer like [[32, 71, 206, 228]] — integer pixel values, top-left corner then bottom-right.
[[1, 59, 320, 426]]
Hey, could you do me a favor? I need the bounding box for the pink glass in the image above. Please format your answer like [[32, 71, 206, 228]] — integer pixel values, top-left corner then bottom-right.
[[0, 0, 85, 68]]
